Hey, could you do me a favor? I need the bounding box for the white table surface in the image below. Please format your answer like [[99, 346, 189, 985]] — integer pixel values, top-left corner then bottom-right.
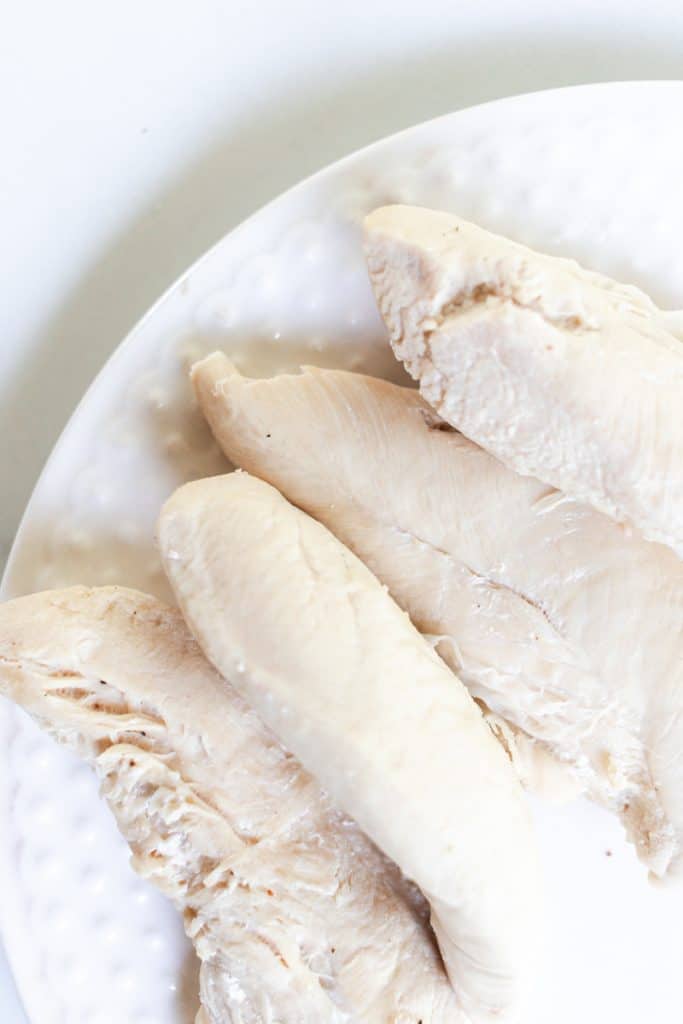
[[2, 1, 683, 1019]]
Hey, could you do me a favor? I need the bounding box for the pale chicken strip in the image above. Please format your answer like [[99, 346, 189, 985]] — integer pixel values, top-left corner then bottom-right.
[[363, 204, 683, 556], [159, 473, 540, 1024], [191, 356, 682, 878], [0, 586, 465, 1024]]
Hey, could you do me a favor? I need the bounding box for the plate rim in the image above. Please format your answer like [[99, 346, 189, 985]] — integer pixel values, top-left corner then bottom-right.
[[3, 78, 683, 1023]]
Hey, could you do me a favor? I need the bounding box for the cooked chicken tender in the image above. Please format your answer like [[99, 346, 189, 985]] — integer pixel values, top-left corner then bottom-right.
[[0, 586, 464, 1024], [191, 357, 682, 878], [159, 472, 540, 1024], [364, 204, 683, 557]]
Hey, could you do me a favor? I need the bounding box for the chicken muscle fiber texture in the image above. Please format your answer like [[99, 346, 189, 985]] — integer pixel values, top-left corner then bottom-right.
[[363, 204, 683, 557], [191, 355, 683, 878], [159, 472, 540, 1024], [0, 586, 464, 1024]]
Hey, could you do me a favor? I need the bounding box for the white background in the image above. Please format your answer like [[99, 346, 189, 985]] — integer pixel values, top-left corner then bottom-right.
[[2, 1, 683, 1019]]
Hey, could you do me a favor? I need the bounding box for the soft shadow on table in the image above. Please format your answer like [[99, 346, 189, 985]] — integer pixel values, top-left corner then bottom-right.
[[1, 30, 682, 570]]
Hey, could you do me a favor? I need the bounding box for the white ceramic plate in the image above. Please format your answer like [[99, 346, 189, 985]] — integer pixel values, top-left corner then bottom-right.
[[3, 82, 683, 1024]]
